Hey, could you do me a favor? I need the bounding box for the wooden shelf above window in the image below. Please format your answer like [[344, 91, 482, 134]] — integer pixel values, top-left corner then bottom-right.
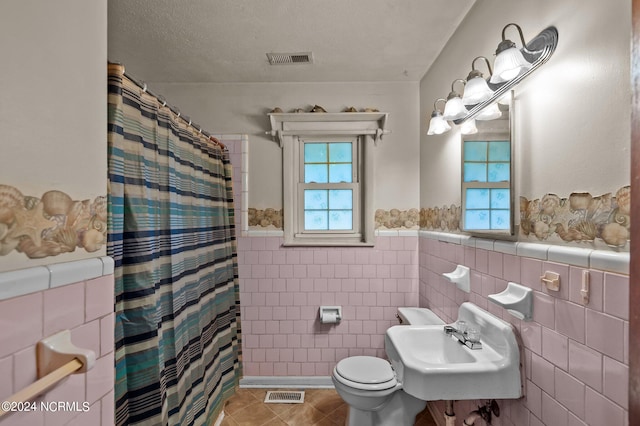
[[267, 112, 389, 147]]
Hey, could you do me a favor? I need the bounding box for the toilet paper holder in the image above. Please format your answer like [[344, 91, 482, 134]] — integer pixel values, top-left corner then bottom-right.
[[319, 306, 342, 323]]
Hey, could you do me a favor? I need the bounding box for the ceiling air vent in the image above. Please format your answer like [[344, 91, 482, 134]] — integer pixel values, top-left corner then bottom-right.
[[267, 52, 313, 65]]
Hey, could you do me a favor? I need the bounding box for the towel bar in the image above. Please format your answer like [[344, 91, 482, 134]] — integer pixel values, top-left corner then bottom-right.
[[0, 358, 83, 418]]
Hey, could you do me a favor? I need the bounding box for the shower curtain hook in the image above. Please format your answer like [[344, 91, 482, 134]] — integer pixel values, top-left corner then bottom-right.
[[142, 82, 147, 93]]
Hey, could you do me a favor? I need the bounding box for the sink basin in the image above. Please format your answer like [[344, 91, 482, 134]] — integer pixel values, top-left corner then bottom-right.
[[385, 302, 522, 401]]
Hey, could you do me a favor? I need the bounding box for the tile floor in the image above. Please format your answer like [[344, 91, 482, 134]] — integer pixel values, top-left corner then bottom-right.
[[220, 388, 437, 426]]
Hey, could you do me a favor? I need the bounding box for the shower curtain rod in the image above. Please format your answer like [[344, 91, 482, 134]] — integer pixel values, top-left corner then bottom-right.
[[108, 61, 226, 150]]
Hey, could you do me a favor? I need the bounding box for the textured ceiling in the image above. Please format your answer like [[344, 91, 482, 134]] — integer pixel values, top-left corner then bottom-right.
[[108, 0, 476, 83]]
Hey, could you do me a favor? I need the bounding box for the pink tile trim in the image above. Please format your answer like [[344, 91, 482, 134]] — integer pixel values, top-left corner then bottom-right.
[[85, 275, 114, 322], [554, 368, 585, 418], [603, 356, 629, 409], [603, 273, 629, 320], [488, 251, 503, 278], [0, 355, 13, 401], [555, 299, 586, 344], [71, 320, 101, 360], [586, 309, 625, 362], [585, 387, 625, 426], [521, 322, 542, 355], [86, 355, 115, 404], [0, 293, 43, 358], [533, 292, 555, 329], [541, 392, 569, 426], [531, 352, 555, 395], [12, 346, 37, 396], [568, 340, 603, 391], [100, 314, 115, 357], [503, 254, 521, 282], [43, 373, 85, 426], [237, 234, 630, 425], [67, 401, 101, 426], [525, 379, 543, 419], [521, 258, 543, 291]]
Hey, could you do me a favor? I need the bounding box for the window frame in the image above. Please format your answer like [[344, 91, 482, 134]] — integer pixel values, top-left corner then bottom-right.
[[272, 112, 386, 246]]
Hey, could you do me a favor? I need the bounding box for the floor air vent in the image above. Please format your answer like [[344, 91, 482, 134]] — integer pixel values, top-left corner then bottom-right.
[[266, 52, 313, 65], [264, 390, 305, 404]]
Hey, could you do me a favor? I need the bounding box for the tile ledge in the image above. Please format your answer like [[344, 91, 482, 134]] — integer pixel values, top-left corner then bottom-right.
[[376, 229, 419, 237], [418, 231, 629, 274], [0, 256, 114, 301], [246, 229, 285, 237]]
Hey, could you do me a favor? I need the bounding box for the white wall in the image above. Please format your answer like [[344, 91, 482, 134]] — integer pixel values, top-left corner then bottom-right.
[[0, 0, 107, 272], [150, 82, 421, 210], [420, 0, 631, 207]]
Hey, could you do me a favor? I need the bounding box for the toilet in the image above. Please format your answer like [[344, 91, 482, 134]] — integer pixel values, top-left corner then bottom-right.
[[332, 355, 426, 426], [331, 307, 444, 426]]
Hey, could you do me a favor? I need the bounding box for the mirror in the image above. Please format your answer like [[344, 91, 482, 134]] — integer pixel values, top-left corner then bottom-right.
[[460, 91, 515, 238]]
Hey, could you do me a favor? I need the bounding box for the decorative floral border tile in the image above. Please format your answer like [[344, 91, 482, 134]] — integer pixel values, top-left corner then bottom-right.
[[419, 205, 461, 232], [375, 209, 420, 229], [419, 185, 631, 251], [247, 207, 422, 230], [248, 208, 283, 229], [520, 186, 630, 249], [0, 184, 107, 259]]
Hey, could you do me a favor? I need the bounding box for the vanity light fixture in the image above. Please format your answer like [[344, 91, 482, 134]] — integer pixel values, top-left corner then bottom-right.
[[462, 57, 494, 106], [475, 102, 502, 121], [460, 119, 478, 135], [490, 23, 532, 84], [427, 23, 557, 135], [442, 79, 468, 121], [427, 98, 451, 135], [454, 24, 557, 125], [497, 92, 512, 105]]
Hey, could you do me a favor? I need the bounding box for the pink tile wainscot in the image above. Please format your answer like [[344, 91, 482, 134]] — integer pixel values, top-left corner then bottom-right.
[[238, 236, 418, 376], [418, 235, 629, 426], [0, 273, 114, 426]]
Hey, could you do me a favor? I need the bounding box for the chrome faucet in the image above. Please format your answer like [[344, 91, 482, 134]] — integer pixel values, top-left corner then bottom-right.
[[444, 325, 483, 350]]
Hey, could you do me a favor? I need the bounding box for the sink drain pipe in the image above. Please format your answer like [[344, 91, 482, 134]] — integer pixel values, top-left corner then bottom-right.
[[444, 400, 456, 426], [462, 410, 482, 425], [462, 399, 500, 425], [444, 400, 497, 425]]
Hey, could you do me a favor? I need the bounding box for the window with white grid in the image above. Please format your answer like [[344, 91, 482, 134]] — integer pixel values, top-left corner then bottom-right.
[[298, 139, 360, 234], [461, 140, 512, 232], [274, 112, 385, 246]]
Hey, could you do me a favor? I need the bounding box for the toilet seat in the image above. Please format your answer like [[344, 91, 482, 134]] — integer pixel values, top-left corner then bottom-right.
[[334, 356, 397, 391]]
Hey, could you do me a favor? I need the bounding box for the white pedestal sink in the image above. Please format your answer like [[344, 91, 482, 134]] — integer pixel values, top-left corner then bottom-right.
[[384, 303, 522, 401]]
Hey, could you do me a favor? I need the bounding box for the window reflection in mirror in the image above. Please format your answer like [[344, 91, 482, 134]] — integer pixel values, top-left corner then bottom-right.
[[461, 91, 515, 238]]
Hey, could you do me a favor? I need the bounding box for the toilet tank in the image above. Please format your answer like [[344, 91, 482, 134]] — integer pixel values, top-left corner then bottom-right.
[[396, 307, 445, 326]]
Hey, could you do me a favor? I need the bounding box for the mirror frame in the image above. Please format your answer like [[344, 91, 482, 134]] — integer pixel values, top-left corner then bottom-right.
[[460, 91, 516, 240]]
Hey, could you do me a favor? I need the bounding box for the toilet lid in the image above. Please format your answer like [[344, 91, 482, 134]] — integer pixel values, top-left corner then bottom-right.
[[335, 356, 395, 385]]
